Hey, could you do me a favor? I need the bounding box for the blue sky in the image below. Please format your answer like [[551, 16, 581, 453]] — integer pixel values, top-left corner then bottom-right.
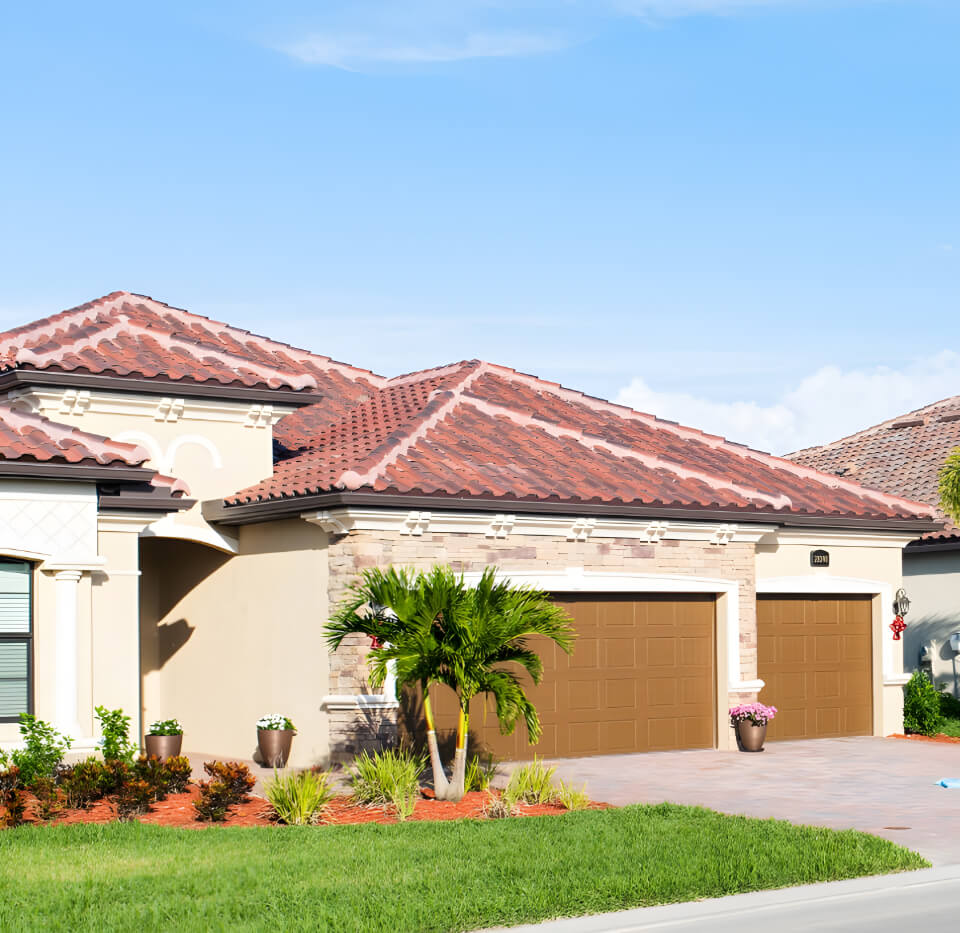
[[1, 0, 957, 453]]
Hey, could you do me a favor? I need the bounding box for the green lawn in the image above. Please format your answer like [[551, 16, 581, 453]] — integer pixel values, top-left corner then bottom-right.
[[0, 804, 927, 932]]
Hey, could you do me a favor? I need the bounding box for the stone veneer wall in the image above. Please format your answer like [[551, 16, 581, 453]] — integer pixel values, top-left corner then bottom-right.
[[326, 529, 758, 762]]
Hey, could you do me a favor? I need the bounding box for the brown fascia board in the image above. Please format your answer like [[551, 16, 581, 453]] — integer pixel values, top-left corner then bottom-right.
[[97, 486, 195, 513], [202, 489, 942, 535], [906, 537, 960, 553], [0, 367, 321, 408], [0, 460, 157, 484]]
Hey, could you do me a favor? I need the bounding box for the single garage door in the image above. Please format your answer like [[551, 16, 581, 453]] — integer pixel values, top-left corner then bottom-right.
[[412, 593, 716, 760], [757, 595, 873, 741]]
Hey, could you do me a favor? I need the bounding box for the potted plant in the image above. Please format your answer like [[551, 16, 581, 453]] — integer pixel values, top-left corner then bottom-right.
[[144, 718, 183, 759], [257, 714, 296, 768], [729, 703, 777, 752]]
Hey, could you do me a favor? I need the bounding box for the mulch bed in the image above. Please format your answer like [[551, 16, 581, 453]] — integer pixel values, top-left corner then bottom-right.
[[15, 788, 609, 829], [892, 733, 960, 745]]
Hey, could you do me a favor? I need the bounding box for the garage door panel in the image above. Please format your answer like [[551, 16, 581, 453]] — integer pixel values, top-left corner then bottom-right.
[[646, 638, 678, 668], [568, 680, 600, 710], [603, 638, 636, 667], [647, 717, 680, 750], [605, 678, 637, 709], [647, 677, 678, 709], [759, 595, 872, 742]]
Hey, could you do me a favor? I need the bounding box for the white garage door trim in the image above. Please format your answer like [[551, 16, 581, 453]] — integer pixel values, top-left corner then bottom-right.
[[756, 575, 904, 686], [462, 567, 761, 693]]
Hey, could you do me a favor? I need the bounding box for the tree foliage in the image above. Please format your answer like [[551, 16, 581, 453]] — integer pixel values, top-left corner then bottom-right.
[[938, 446, 960, 525]]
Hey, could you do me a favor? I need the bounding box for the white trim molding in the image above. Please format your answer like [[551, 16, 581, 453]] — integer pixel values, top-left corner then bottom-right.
[[461, 567, 760, 694], [300, 506, 777, 546], [140, 514, 239, 554], [320, 695, 400, 711], [756, 575, 901, 683]]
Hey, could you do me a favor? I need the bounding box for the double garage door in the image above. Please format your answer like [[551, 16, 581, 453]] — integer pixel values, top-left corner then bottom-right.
[[421, 594, 717, 760], [414, 592, 874, 759]]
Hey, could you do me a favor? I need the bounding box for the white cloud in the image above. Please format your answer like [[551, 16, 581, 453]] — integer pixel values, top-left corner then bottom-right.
[[281, 31, 569, 68], [615, 351, 960, 455]]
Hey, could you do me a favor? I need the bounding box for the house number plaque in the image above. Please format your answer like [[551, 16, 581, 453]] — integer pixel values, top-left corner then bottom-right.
[[810, 549, 830, 567]]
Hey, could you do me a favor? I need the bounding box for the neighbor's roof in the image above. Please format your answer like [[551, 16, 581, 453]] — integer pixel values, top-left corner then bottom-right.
[[227, 359, 935, 524], [789, 395, 960, 541], [0, 291, 383, 418]]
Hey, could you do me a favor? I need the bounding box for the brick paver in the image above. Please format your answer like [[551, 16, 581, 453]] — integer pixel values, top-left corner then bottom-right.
[[534, 737, 960, 865]]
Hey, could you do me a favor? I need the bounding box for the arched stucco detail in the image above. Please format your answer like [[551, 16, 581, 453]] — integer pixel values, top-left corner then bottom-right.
[[139, 515, 238, 555], [164, 435, 224, 474], [113, 431, 164, 468]]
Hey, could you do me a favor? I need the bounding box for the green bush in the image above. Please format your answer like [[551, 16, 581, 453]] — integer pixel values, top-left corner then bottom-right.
[[938, 688, 960, 720], [193, 762, 255, 823], [28, 775, 62, 822], [163, 756, 193, 794], [114, 778, 153, 822], [556, 780, 591, 811], [94, 706, 137, 764], [265, 770, 336, 825], [350, 748, 425, 821], [903, 671, 944, 735], [5, 714, 71, 784]]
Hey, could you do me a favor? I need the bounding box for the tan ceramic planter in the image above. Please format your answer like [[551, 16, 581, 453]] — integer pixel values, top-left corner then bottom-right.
[[144, 734, 183, 759], [258, 729, 294, 768]]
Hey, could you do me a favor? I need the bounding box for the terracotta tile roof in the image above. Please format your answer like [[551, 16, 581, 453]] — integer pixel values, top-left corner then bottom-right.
[[0, 402, 190, 495], [228, 361, 934, 522], [0, 292, 384, 423], [788, 396, 960, 540]]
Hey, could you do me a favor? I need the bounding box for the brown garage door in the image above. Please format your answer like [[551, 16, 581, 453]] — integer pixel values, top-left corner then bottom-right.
[[758, 595, 873, 741], [408, 594, 716, 760]]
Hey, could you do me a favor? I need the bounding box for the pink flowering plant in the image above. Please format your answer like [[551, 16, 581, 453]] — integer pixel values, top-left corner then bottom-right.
[[729, 703, 778, 726]]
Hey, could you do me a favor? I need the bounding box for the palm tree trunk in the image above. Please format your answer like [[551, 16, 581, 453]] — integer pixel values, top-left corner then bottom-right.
[[422, 688, 449, 800], [446, 708, 469, 802]]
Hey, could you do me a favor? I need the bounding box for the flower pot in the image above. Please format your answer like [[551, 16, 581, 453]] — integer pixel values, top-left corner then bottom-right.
[[736, 721, 767, 752], [144, 733, 183, 759], [258, 728, 294, 768]]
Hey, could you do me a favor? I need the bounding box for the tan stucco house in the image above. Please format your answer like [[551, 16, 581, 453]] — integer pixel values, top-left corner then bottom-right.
[[791, 397, 960, 698], [0, 293, 940, 766]]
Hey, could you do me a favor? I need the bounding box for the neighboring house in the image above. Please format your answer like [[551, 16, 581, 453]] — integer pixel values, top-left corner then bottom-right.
[[0, 293, 939, 766], [791, 397, 960, 697]]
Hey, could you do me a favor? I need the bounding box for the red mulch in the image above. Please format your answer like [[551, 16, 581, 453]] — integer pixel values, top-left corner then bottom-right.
[[13, 788, 609, 829], [891, 733, 960, 745]]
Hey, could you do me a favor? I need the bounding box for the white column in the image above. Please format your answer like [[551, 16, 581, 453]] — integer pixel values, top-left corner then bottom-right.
[[54, 570, 83, 739]]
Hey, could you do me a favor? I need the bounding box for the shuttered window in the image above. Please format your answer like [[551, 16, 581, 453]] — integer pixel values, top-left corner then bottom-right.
[[0, 561, 32, 721]]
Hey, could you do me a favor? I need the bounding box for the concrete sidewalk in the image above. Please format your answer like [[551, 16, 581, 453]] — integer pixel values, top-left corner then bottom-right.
[[487, 865, 960, 933]]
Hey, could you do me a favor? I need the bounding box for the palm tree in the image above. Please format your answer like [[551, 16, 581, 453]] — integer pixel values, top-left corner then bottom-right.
[[940, 447, 960, 525], [326, 565, 575, 802]]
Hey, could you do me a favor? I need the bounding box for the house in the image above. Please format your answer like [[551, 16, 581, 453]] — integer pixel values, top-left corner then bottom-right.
[[0, 292, 939, 766], [790, 397, 960, 697]]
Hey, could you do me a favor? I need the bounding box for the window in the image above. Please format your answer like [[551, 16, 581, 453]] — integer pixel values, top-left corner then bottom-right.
[[0, 561, 32, 722]]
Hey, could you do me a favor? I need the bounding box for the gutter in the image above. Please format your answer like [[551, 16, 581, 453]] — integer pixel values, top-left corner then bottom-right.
[[202, 489, 943, 535]]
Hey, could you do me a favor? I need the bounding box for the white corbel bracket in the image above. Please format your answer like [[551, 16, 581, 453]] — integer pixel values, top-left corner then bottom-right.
[[711, 524, 738, 546], [400, 511, 431, 536], [486, 514, 515, 539], [567, 518, 596, 542], [302, 509, 356, 535], [155, 397, 185, 423], [644, 521, 669, 543]]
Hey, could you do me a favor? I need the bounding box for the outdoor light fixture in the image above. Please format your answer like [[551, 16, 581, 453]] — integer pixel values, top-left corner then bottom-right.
[[894, 588, 911, 618]]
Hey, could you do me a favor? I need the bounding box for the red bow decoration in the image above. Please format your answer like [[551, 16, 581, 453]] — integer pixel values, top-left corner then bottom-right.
[[890, 616, 907, 641], [369, 636, 384, 649]]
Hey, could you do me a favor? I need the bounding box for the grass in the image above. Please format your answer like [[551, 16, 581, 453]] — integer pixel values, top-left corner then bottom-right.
[[939, 716, 960, 737], [0, 804, 927, 932]]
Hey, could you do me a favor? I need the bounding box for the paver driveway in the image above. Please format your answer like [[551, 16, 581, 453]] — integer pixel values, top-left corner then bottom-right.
[[535, 737, 960, 865]]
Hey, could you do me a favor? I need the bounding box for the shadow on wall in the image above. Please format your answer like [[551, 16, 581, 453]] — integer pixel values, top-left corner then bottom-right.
[[904, 613, 960, 697], [141, 618, 195, 675]]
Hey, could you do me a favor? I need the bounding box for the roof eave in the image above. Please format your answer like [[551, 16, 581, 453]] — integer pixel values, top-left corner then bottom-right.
[[202, 489, 942, 533], [0, 367, 322, 408]]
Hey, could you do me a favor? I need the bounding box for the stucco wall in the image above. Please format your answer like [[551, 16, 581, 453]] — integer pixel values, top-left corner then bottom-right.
[[903, 549, 960, 698], [140, 519, 330, 768], [325, 529, 757, 761]]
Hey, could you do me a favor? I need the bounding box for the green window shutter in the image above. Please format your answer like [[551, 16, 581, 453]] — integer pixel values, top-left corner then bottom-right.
[[0, 641, 28, 718], [0, 562, 31, 719]]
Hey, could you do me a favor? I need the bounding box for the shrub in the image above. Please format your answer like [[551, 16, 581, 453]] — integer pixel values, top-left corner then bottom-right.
[[163, 756, 193, 794], [114, 778, 153, 822], [504, 757, 559, 806], [938, 688, 960, 720], [350, 748, 425, 821], [134, 755, 171, 802], [100, 759, 133, 796], [265, 770, 336, 825], [203, 762, 254, 803], [28, 776, 62, 822], [9, 714, 71, 784], [193, 762, 255, 822], [556, 780, 591, 811], [94, 706, 137, 764], [904, 670, 944, 735], [193, 781, 232, 822], [482, 789, 518, 820], [0, 765, 27, 828], [58, 758, 106, 810], [464, 755, 497, 793]]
